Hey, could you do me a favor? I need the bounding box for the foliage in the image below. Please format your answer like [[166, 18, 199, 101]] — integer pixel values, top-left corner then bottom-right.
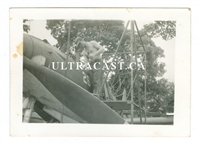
[[46, 20, 125, 53], [145, 78, 174, 113], [143, 21, 176, 40], [23, 19, 30, 33], [45, 20, 175, 114]]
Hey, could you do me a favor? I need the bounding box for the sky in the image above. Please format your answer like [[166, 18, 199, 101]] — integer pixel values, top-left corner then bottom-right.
[[27, 20, 175, 82]]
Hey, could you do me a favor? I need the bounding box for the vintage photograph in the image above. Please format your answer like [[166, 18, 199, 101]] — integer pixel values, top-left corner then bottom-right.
[[10, 8, 190, 136], [22, 19, 175, 124]]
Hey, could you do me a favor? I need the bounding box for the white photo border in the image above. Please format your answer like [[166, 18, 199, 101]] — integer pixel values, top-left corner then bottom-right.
[[10, 8, 190, 137]]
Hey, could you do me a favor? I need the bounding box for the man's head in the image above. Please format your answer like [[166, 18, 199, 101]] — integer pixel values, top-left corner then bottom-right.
[[74, 37, 85, 52]]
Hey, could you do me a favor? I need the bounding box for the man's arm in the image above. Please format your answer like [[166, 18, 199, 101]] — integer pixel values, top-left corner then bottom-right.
[[90, 41, 105, 57]]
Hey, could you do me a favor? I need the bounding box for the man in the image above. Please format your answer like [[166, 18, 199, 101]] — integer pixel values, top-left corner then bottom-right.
[[74, 37, 105, 98]]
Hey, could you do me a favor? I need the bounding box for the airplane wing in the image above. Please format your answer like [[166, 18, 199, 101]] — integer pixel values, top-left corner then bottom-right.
[[23, 34, 125, 124], [23, 56, 125, 124]]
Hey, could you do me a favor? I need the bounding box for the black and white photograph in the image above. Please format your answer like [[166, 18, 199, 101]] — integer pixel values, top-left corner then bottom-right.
[[10, 8, 190, 137], [22, 19, 175, 124]]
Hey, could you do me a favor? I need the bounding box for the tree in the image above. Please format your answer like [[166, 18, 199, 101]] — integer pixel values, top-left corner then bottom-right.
[[46, 20, 125, 53], [145, 78, 174, 113], [45, 20, 175, 114], [143, 21, 176, 40], [23, 19, 30, 33]]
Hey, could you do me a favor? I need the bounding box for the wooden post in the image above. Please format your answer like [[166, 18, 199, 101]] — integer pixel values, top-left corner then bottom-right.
[[66, 20, 71, 60], [138, 74, 142, 124], [65, 20, 72, 77], [134, 20, 144, 124], [144, 53, 147, 124], [130, 21, 134, 124], [67, 21, 71, 50], [132, 21, 142, 124]]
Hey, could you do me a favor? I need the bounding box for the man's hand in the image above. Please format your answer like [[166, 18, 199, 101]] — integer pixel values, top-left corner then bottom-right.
[[88, 53, 95, 59]]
